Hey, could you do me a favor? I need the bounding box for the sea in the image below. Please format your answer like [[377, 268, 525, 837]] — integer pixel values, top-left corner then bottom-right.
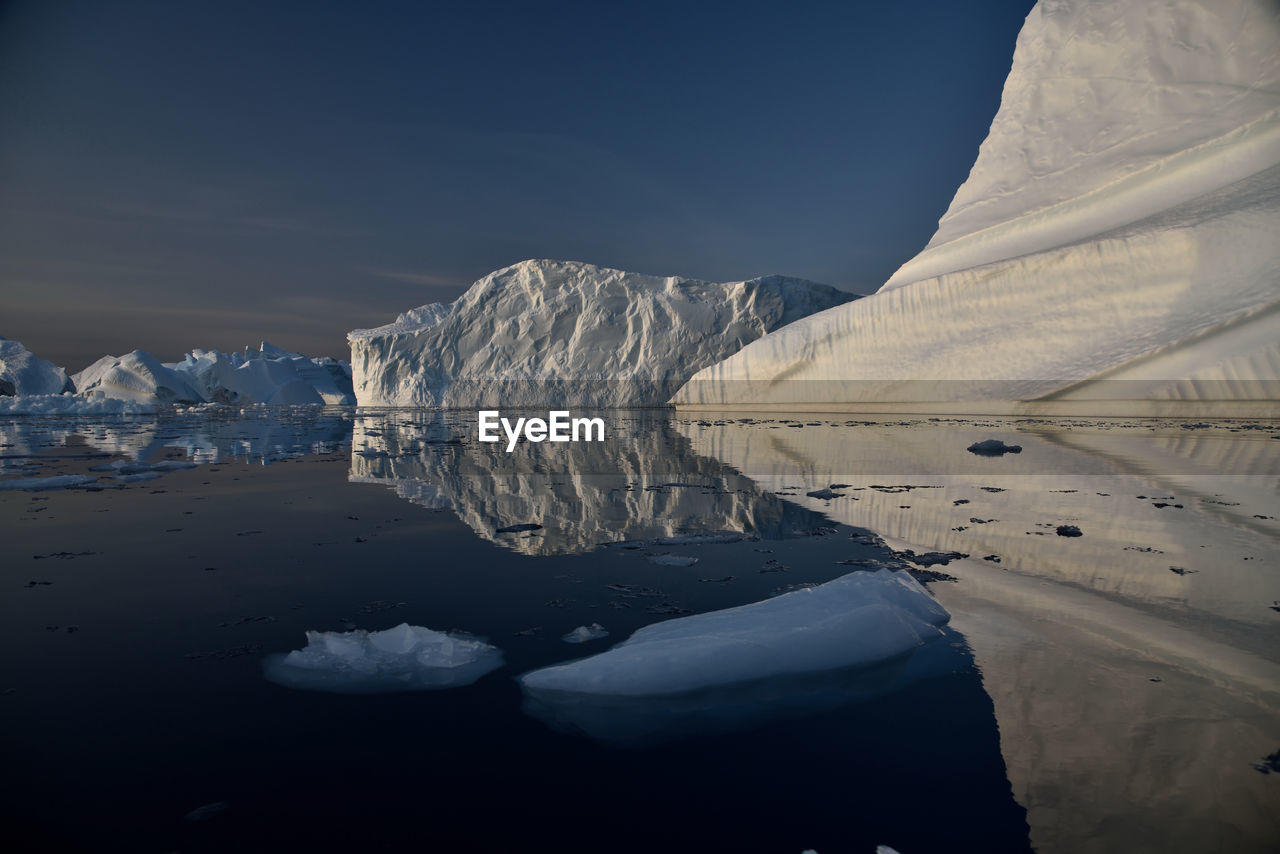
[[2, 406, 1276, 853]]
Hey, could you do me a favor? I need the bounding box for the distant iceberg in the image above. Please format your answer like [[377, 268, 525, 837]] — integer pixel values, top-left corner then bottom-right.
[[0, 338, 74, 397], [675, 0, 1280, 414], [69, 342, 354, 406], [520, 568, 948, 697], [347, 259, 855, 408], [263, 623, 503, 693]]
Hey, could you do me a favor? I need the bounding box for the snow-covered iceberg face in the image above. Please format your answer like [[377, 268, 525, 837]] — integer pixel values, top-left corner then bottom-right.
[[519, 569, 949, 699], [346, 259, 856, 408], [74, 350, 208, 404], [69, 343, 354, 406], [263, 623, 503, 694], [347, 411, 830, 555], [674, 0, 1280, 413], [0, 337, 74, 397]]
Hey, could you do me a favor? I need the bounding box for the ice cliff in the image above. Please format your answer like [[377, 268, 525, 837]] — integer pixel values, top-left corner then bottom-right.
[[71, 342, 354, 405], [0, 338, 74, 397], [675, 0, 1280, 413], [347, 259, 854, 408]]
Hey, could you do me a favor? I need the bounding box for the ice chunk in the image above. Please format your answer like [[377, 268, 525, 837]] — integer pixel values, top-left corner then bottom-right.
[[521, 569, 948, 697], [0, 338, 74, 396], [675, 0, 1280, 413], [0, 394, 156, 415], [647, 554, 698, 567], [263, 623, 503, 693], [347, 260, 855, 407], [562, 624, 609, 644], [0, 475, 99, 491]]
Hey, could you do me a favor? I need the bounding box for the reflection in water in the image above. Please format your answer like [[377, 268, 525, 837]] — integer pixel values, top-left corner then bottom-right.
[[348, 411, 829, 555], [523, 635, 965, 745], [0, 407, 353, 466], [675, 413, 1280, 854]]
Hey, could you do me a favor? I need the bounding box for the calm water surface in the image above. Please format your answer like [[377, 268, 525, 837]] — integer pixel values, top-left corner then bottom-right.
[[1, 407, 1276, 853]]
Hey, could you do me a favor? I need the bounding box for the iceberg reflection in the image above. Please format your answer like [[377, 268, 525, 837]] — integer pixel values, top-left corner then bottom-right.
[[348, 410, 830, 555]]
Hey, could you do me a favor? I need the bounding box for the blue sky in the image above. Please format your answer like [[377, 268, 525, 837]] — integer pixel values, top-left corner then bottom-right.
[[0, 0, 1035, 369]]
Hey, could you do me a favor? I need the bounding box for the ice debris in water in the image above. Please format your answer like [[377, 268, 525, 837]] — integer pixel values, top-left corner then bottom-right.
[[0, 475, 99, 491], [647, 554, 698, 567], [522, 569, 948, 697], [263, 623, 503, 693], [562, 624, 609, 644]]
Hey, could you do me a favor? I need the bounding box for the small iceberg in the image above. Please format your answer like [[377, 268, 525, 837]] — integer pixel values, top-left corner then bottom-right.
[[263, 623, 503, 693], [521, 568, 948, 698], [562, 624, 609, 644]]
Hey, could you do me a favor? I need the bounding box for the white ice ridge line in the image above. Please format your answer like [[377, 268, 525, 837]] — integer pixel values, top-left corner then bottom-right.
[[882, 107, 1280, 291]]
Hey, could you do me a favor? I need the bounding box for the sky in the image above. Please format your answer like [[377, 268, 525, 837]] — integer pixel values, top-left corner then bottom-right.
[[0, 0, 1036, 371]]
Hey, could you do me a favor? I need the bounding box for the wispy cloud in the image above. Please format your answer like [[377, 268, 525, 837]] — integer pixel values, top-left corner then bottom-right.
[[357, 267, 467, 289]]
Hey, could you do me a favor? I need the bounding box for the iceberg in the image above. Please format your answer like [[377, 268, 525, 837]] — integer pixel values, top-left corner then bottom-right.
[[70, 343, 354, 406], [0, 338, 74, 397], [675, 0, 1280, 414], [73, 350, 208, 404], [520, 568, 949, 697], [263, 623, 503, 693], [170, 342, 354, 405], [347, 259, 855, 407]]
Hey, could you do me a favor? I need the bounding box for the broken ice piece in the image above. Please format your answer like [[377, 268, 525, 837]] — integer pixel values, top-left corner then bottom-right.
[[263, 623, 503, 693], [562, 623, 609, 644]]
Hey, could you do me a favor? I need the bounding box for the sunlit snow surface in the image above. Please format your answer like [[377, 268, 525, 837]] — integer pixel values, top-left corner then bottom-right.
[[346, 259, 854, 407], [264, 623, 503, 693], [675, 0, 1280, 412]]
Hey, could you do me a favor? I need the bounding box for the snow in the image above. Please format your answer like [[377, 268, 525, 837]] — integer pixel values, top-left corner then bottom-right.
[[674, 0, 1280, 413], [69, 343, 354, 406], [263, 623, 503, 693], [520, 569, 948, 697], [347, 259, 855, 407], [0, 338, 74, 397]]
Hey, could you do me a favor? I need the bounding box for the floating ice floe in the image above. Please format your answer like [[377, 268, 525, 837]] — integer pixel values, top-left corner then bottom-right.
[[647, 554, 698, 567], [0, 474, 100, 491], [0, 394, 157, 415], [521, 568, 948, 698], [562, 624, 609, 644], [263, 623, 503, 693], [347, 259, 855, 407], [674, 0, 1280, 414]]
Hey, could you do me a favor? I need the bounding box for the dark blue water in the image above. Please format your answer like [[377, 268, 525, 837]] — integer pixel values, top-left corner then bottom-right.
[[2, 408, 1276, 852]]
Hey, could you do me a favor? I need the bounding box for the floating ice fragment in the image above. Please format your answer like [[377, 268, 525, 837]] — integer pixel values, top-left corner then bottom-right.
[[521, 569, 948, 698], [647, 554, 698, 567], [263, 623, 503, 693], [0, 475, 98, 491], [562, 624, 609, 644]]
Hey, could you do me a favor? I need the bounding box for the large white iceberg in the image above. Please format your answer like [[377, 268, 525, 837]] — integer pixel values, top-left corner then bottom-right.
[[0, 338, 74, 397], [74, 350, 209, 404], [263, 623, 503, 693], [675, 0, 1280, 414], [347, 259, 855, 407], [71, 342, 354, 406], [520, 568, 949, 697]]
